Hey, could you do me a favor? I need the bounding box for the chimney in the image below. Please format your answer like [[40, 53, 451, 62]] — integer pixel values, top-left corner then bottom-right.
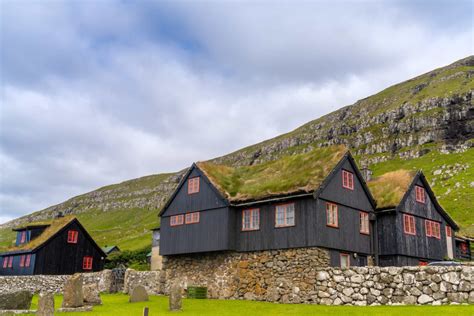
[[360, 165, 373, 182]]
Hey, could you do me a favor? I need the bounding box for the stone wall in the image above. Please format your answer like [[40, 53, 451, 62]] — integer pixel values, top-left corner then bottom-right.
[[162, 248, 474, 305], [123, 269, 160, 295], [0, 270, 114, 294]]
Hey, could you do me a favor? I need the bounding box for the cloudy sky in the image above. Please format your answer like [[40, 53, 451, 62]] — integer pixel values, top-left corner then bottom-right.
[[0, 1, 472, 224]]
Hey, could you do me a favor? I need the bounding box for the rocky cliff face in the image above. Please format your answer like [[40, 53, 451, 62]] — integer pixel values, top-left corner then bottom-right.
[[1, 56, 473, 247]]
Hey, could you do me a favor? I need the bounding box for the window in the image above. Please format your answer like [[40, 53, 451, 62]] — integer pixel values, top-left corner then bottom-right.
[[83, 256, 93, 270], [170, 215, 184, 226], [460, 242, 468, 253], [415, 186, 425, 203], [275, 203, 295, 227], [67, 230, 78, 244], [20, 231, 26, 243], [188, 177, 200, 194], [446, 226, 452, 237], [425, 220, 440, 239], [185, 212, 200, 224], [419, 261, 428, 266], [340, 253, 350, 268], [8, 256, 13, 268], [342, 170, 354, 190], [20, 255, 25, 267], [242, 209, 260, 231], [403, 214, 416, 235], [359, 212, 369, 234], [326, 203, 338, 228], [25, 254, 31, 267], [2, 257, 7, 268]]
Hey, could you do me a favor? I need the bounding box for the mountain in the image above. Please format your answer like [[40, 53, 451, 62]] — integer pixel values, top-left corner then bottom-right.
[[1, 56, 473, 251]]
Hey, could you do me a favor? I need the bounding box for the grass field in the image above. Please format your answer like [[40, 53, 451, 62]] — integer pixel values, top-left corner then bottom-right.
[[27, 293, 474, 316]]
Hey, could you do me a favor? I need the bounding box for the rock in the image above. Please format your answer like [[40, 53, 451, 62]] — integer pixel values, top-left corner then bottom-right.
[[333, 298, 343, 305], [469, 291, 474, 303], [129, 285, 149, 303], [350, 275, 364, 283], [342, 288, 354, 296], [403, 273, 415, 284], [244, 292, 255, 300], [442, 272, 460, 284], [83, 284, 102, 305], [367, 294, 377, 305], [62, 274, 83, 308], [168, 283, 181, 311], [320, 298, 333, 305], [333, 275, 345, 283], [0, 290, 33, 310], [447, 292, 468, 303], [317, 291, 330, 298], [37, 292, 55, 316], [458, 280, 471, 292], [417, 294, 433, 304], [316, 271, 329, 281], [403, 295, 417, 305]]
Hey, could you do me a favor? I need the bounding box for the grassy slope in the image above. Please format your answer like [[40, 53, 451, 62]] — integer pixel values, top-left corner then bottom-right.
[[28, 294, 474, 316]]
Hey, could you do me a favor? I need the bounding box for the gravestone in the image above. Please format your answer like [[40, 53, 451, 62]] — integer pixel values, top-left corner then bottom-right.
[[0, 290, 33, 310], [129, 285, 149, 303], [169, 282, 182, 311], [37, 292, 55, 316], [83, 284, 102, 305], [62, 273, 83, 308]]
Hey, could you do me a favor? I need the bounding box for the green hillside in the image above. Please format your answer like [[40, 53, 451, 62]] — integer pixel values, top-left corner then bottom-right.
[[0, 56, 472, 252]]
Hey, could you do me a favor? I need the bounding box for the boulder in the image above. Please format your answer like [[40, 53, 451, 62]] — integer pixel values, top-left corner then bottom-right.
[[37, 292, 55, 316], [417, 294, 433, 304], [169, 282, 182, 311], [129, 285, 149, 303], [0, 290, 33, 310], [83, 284, 102, 305], [62, 273, 83, 308]]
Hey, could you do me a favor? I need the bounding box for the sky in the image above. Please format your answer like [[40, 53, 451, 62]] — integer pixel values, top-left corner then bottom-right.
[[0, 0, 473, 224]]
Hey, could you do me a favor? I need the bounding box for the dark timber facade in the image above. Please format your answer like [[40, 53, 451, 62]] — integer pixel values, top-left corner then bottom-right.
[[0, 216, 106, 275], [160, 151, 379, 267]]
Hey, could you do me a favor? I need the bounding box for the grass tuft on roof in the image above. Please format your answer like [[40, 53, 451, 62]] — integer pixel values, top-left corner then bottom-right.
[[368, 170, 416, 209], [197, 145, 347, 202], [7, 215, 76, 252]]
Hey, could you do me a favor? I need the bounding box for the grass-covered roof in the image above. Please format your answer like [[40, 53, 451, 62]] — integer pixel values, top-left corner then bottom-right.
[[7, 216, 76, 252], [368, 170, 417, 209], [197, 145, 347, 203]]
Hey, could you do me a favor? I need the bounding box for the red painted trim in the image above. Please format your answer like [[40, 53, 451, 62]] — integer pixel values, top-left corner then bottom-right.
[[187, 177, 200, 194], [415, 186, 426, 203], [359, 211, 370, 235], [20, 255, 25, 267], [403, 214, 416, 235], [446, 226, 452, 237], [2, 257, 7, 268], [20, 231, 26, 243], [342, 170, 354, 190], [185, 212, 200, 224], [83, 256, 93, 270], [8, 256, 13, 268], [340, 253, 350, 268], [326, 202, 339, 228], [425, 220, 441, 239], [170, 215, 184, 226], [242, 208, 260, 231], [274, 203, 296, 228], [25, 254, 31, 268], [67, 230, 78, 243]]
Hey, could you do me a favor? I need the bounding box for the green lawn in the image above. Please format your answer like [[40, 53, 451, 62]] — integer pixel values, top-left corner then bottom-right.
[[28, 294, 474, 316]]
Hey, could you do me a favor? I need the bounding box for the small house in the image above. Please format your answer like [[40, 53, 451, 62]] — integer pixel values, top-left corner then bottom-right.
[[101, 245, 121, 256]]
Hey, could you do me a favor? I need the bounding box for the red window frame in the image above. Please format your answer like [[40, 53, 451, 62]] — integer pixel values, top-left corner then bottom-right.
[[83, 256, 93, 270], [185, 212, 200, 224], [20, 255, 25, 267], [403, 214, 416, 235], [340, 253, 350, 268], [415, 186, 425, 203], [326, 203, 338, 228], [67, 230, 78, 244], [2, 257, 8, 268], [25, 254, 31, 267], [446, 226, 452, 237], [425, 220, 440, 239], [342, 170, 354, 190], [8, 256, 13, 268], [187, 177, 200, 194], [242, 209, 260, 231], [275, 203, 295, 228], [20, 231, 26, 243], [359, 212, 370, 235], [170, 215, 184, 226]]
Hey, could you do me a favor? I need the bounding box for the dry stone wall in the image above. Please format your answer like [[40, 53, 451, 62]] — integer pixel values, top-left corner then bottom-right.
[[162, 248, 474, 305], [123, 269, 160, 295]]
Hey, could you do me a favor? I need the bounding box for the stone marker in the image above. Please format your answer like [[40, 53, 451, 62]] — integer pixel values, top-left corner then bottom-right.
[[37, 292, 55, 316], [83, 284, 102, 305], [169, 282, 182, 311], [62, 273, 83, 308], [0, 290, 33, 310], [129, 285, 149, 303]]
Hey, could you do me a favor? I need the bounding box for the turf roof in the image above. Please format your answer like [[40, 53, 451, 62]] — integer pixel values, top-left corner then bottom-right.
[[368, 170, 417, 209], [7, 215, 76, 252], [197, 145, 348, 203]]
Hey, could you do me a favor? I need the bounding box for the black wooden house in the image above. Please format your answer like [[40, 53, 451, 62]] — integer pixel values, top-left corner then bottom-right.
[[0, 216, 106, 275], [368, 170, 460, 266], [159, 146, 378, 267]]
